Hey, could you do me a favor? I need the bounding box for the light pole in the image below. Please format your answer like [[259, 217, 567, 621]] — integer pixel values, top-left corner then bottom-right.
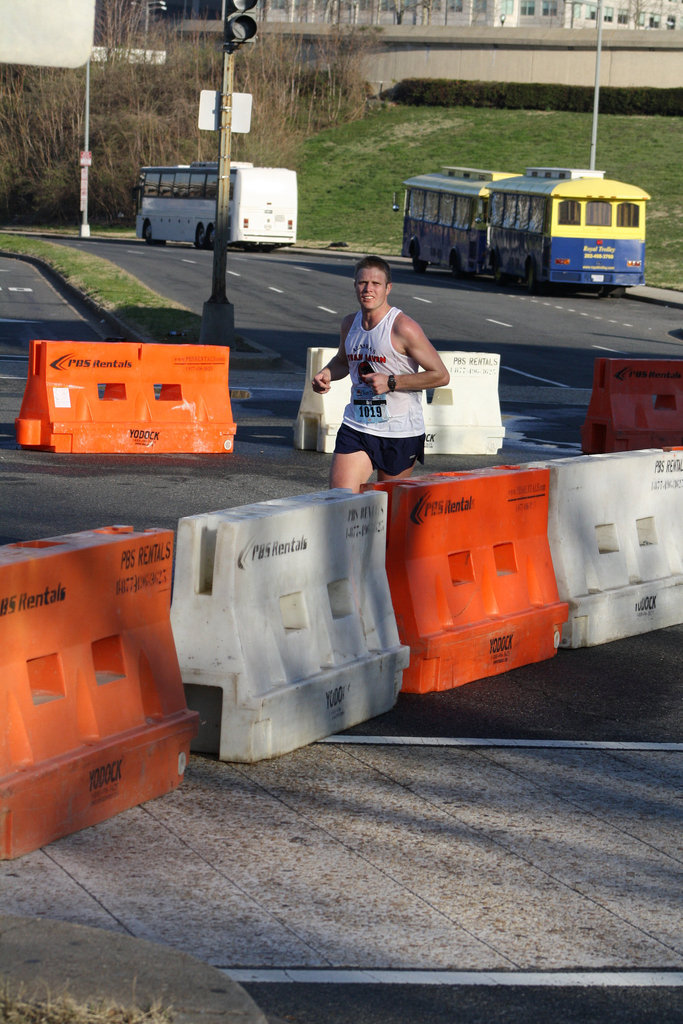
[[589, 0, 604, 170], [79, 58, 91, 238]]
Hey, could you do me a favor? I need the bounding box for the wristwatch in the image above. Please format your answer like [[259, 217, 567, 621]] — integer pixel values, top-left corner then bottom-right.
[[387, 374, 397, 392]]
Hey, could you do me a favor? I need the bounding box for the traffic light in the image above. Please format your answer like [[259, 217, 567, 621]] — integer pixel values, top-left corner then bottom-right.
[[223, 0, 258, 54]]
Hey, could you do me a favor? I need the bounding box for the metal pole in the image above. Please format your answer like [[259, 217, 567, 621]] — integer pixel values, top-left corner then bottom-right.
[[589, 0, 604, 171], [199, 38, 235, 346], [79, 59, 90, 239]]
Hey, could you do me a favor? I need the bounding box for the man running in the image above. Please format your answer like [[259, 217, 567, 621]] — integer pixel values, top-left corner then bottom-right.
[[312, 256, 450, 492]]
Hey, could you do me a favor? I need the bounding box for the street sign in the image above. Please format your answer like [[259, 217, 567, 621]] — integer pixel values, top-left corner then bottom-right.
[[198, 90, 252, 133]]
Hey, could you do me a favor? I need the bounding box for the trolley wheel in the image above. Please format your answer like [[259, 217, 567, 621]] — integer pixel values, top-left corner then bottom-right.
[[493, 253, 506, 286], [411, 251, 427, 274], [195, 224, 206, 249], [598, 285, 626, 299]]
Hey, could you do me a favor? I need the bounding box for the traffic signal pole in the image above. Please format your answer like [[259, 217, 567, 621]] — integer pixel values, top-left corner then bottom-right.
[[199, 1, 258, 347], [199, 42, 236, 345]]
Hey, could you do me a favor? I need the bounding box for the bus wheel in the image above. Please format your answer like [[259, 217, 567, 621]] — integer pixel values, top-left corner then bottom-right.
[[599, 285, 626, 299], [195, 224, 206, 249], [204, 225, 215, 250], [450, 253, 462, 279], [143, 220, 154, 246], [525, 259, 538, 294], [411, 251, 427, 274], [493, 253, 506, 286]]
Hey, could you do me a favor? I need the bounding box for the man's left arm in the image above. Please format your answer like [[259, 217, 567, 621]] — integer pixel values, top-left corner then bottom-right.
[[363, 314, 450, 395]]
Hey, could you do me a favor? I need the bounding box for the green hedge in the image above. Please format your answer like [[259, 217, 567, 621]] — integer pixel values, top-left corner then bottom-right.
[[386, 79, 683, 116]]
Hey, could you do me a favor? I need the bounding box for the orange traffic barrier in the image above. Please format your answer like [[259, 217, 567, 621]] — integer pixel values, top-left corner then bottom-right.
[[581, 358, 683, 454], [15, 340, 236, 454], [365, 467, 568, 693], [0, 525, 198, 860]]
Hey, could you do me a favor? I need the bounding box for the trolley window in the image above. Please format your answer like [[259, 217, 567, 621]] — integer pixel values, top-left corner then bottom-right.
[[617, 202, 639, 228], [528, 196, 546, 233], [439, 193, 455, 226], [586, 201, 612, 227], [424, 191, 440, 224], [558, 199, 581, 225], [408, 189, 425, 219]]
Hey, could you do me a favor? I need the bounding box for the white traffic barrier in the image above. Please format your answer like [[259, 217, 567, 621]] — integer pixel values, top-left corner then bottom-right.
[[294, 347, 347, 453], [422, 351, 504, 455], [528, 449, 683, 647], [170, 489, 409, 762]]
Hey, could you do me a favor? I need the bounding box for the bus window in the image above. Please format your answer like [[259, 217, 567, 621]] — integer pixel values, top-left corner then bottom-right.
[[424, 191, 440, 223], [586, 201, 612, 227], [455, 196, 471, 229], [515, 194, 530, 230], [529, 196, 545, 233], [502, 195, 517, 228], [558, 199, 581, 225], [439, 193, 455, 226], [143, 172, 160, 197], [408, 189, 424, 219], [189, 172, 206, 199], [490, 192, 504, 226], [159, 172, 174, 198], [205, 172, 217, 200], [617, 202, 639, 228], [173, 171, 190, 198]]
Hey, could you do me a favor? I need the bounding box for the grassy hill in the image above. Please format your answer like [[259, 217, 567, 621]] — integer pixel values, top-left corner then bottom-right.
[[296, 105, 682, 291]]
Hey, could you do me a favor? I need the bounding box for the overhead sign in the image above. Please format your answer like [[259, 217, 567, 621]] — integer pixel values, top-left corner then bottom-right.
[[0, 0, 96, 68], [198, 90, 253, 134]]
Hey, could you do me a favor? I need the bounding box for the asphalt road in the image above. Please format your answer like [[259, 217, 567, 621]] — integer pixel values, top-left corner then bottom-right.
[[0, 246, 681, 1024]]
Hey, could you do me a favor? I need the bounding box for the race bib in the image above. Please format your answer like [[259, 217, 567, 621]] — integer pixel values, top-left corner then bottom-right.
[[352, 384, 389, 423]]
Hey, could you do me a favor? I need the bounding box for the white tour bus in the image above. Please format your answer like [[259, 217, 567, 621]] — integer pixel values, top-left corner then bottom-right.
[[133, 161, 297, 250]]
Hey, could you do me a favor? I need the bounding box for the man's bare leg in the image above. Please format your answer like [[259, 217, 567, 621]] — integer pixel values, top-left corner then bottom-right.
[[329, 450, 374, 493]]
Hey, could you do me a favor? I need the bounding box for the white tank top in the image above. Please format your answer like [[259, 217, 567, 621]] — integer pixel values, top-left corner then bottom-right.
[[342, 307, 425, 438]]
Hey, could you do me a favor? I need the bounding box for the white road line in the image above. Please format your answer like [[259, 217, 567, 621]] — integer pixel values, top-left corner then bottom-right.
[[269, 286, 284, 293], [501, 365, 571, 388], [225, 968, 683, 987], [319, 736, 683, 751], [412, 296, 432, 303], [593, 345, 622, 352], [317, 306, 338, 314], [181, 259, 197, 264], [227, 271, 240, 277], [487, 319, 513, 327], [8, 287, 33, 293]]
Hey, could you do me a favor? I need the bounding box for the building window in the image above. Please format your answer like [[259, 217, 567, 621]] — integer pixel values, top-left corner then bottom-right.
[[603, 5, 613, 20], [520, 0, 535, 13], [649, 13, 660, 26], [617, 9, 628, 24], [542, 1, 558, 13], [586, 4, 597, 19]]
